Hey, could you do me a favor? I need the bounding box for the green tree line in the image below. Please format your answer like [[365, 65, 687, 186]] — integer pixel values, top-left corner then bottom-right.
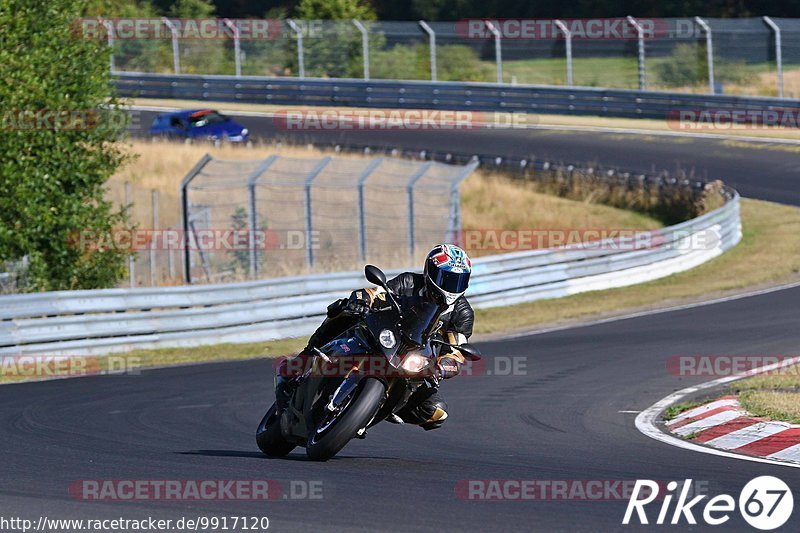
[[85, 0, 800, 21]]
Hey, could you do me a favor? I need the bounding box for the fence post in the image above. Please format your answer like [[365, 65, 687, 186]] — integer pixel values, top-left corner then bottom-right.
[[287, 19, 305, 78], [763, 16, 784, 98], [419, 21, 437, 82], [554, 20, 573, 86], [124, 181, 134, 287], [694, 17, 715, 95], [167, 227, 175, 280], [303, 157, 332, 268], [627, 16, 646, 90], [180, 154, 213, 284], [223, 19, 242, 77], [150, 190, 158, 286], [355, 158, 384, 261], [352, 20, 370, 80], [406, 162, 433, 258], [162, 17, 181, 74], [246, 155, 278, 278], [100, 18, 115, 72], [445, 160, 479, 244], [484, 21, 503, 84]]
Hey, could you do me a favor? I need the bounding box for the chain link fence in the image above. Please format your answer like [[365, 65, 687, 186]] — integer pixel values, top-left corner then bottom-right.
[[100, 17, 800, 97], [179, 154, 476, 284]]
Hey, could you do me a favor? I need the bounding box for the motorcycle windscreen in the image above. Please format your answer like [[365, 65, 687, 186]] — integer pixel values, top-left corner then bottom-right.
[[398, 298, 444, 346]]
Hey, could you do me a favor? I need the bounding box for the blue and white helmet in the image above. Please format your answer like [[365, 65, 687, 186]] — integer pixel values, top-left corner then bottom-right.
[[424, 244, 472, 306]]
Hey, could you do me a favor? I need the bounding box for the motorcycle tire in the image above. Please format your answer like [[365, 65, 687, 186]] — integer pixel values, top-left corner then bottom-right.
[[256, 402, 296, 457], [306, 378, 385, 461]]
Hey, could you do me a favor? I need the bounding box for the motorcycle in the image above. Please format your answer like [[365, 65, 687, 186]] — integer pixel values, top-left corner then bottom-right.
[[256, 264, 482, 461]]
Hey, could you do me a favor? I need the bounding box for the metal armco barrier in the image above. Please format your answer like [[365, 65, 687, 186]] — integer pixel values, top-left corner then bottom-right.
[[115, 72, 794, 121], [0, 194, 740, 356]]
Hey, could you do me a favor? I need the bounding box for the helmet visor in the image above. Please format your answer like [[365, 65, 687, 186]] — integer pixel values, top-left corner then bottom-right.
[[430, 268, 470, 295]]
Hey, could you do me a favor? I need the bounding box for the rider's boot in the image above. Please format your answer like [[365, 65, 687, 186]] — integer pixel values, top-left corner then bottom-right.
[[274, 375, 294, 412], [274, 347, 313, 412]]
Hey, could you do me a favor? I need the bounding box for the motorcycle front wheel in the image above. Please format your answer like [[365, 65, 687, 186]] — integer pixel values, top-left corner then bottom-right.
[[256, 402, 296, 457], [306, 378, 385, 461]]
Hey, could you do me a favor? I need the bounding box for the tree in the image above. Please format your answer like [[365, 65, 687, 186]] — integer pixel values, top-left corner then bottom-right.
[[168, 0, 216, 18], [0, 0, 132, 290], [295, 0, 377, 20]]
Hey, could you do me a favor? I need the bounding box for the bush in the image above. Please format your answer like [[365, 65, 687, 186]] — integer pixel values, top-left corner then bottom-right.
[[655, 43, 758, 88], [437, 45, 495, 82], [521, 166, 725, 226], [369, 43, 494, 82], [654, 43, 708, 87], [369, 45, 424, 80]]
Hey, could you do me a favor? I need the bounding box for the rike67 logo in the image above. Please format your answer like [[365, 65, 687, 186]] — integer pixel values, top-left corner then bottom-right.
[[623, 477, 794, 530]]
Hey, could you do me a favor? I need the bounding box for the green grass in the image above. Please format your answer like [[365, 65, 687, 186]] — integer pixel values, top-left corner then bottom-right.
[[664, 400, 705, 421], [502, 57, 639, 87]]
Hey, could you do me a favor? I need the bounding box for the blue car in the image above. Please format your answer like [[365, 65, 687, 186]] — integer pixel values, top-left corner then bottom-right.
[[149, 109, 249, 143]]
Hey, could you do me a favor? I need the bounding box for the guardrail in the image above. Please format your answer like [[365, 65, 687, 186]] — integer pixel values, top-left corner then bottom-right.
[[0, 193, 740, 356], [115, 72, 792, 121]]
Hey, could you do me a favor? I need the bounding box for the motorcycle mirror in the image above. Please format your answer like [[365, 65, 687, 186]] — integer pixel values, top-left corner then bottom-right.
[[364, 264, 388, 288], [457, 343, 483, 361]]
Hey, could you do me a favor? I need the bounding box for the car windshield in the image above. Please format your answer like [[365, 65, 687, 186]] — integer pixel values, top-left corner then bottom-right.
[[189, 111, 227, 127]]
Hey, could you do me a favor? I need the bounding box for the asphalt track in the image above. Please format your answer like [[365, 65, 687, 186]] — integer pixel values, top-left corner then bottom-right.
[[2, 114, 800, 531]]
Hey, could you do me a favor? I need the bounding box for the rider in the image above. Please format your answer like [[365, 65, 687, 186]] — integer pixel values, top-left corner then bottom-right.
[[275, 243, 474, 431]]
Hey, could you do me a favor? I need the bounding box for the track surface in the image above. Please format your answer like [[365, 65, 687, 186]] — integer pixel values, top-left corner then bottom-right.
[[3, 116, 799, 531]]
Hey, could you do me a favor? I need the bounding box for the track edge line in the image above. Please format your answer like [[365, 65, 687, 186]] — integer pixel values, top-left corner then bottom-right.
[[635, 356, 800, 469]]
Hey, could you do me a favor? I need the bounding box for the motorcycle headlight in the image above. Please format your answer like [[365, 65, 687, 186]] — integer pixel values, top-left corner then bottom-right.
[[379, 329, 396, 349], [400, 353, 429, 373]]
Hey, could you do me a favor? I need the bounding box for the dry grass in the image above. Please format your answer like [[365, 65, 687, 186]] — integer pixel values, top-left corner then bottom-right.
[[473, 198, 800, 334], [739, 391, 800, 425], [130, 98, 800, 142], [734, 364, 800, 392], [731, 362, 800, 424], [723, 69, 800, 99], [460, 172, 660, 257]]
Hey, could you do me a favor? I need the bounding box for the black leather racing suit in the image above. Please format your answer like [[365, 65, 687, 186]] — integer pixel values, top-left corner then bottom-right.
[[302, 272, 474, 430]]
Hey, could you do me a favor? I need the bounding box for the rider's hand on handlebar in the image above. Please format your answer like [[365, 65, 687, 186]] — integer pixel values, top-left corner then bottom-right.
[[344, 299, 371, 316], [436, 356, 461, 380]]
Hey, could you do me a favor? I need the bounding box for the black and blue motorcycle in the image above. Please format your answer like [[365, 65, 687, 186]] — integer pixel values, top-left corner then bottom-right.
[[256, 265, 481, 461]]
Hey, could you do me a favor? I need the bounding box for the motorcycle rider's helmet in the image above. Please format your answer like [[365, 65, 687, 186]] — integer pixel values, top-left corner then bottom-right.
[[424, 244, 471, 306]]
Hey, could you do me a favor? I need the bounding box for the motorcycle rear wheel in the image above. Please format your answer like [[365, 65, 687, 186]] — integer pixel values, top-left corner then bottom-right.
[[256, 402, 296, 457], [306, 378, 385, 461]]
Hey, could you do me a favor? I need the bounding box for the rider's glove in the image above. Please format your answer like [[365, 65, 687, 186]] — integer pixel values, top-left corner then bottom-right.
[[343, 297, 370, 317]]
